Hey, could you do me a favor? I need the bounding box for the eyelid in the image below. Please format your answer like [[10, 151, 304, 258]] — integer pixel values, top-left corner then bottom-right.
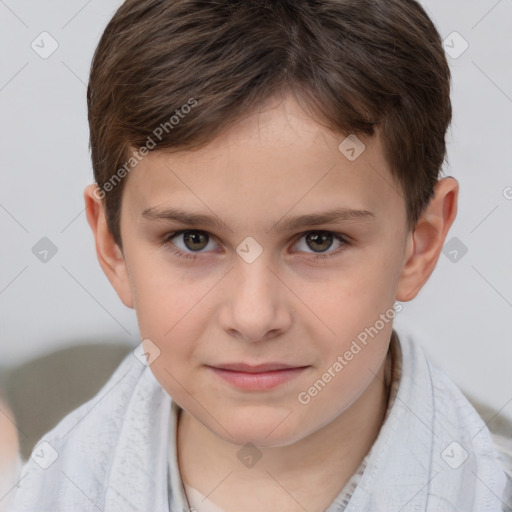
[[293, 229, 351, 243], [290, 230, 350, 255], [160, 229, 220, 250]]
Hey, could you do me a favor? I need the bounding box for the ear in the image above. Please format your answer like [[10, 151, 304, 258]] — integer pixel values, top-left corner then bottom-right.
[[84, 184, 134, 309], [396, 177, 459, 302]]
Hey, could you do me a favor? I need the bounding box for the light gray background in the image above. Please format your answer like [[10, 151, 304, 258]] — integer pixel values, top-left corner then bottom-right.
[[1, 0, 511, 419]]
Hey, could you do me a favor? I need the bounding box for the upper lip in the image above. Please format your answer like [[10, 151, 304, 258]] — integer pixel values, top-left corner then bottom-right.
[[209, 363, 308, 373]]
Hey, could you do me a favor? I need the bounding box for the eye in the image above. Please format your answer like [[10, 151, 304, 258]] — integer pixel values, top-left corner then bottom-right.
[[159, 230, 218, 261], [159, 230, 350, 262], [292, 231, 349, 261]]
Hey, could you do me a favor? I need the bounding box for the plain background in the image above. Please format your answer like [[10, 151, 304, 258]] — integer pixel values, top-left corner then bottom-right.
[[0, 0, 511, 420]]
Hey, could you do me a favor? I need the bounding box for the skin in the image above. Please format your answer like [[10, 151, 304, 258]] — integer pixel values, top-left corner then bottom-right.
[[84, 92, 458, 512]]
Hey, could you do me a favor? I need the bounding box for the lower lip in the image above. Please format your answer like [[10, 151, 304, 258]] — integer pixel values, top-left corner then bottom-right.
[[209, 367, 308, 390]]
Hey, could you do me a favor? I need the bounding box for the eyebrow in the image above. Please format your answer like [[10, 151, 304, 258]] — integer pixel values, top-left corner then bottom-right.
[[141, 206, 375, 233]]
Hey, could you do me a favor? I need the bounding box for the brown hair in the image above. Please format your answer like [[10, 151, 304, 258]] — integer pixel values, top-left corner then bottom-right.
[[87, 0, 452, 249]]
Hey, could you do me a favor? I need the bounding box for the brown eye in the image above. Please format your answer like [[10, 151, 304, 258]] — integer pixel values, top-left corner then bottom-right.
[[304, 232, 335, 253], [181, 231, 210, 251], [161, 230, 217, 260], [292, 231, 349, 261]]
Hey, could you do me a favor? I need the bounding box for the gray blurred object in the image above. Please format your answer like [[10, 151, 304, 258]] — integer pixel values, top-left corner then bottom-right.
[[0, 342, 133, 461]]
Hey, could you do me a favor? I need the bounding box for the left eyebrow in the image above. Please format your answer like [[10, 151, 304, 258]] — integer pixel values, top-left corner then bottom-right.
[[270, 208, 375, 233], [140, 206, 375, 233]]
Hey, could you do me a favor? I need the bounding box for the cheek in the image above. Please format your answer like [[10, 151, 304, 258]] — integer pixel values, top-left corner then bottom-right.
[[295, 329, 390, 435], [126, 259, 210, 398], [136, 297, 206, 406], [127, 249, 207, 336], [295, 255, 398, 404], [298, 257, 399, 348]]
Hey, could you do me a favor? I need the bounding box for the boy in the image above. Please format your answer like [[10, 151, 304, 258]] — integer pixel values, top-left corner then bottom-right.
[[6, 0, 512, 510]]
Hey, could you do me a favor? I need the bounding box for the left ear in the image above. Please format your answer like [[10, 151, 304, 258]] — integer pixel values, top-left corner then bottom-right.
[[396, 177, 459, 302]]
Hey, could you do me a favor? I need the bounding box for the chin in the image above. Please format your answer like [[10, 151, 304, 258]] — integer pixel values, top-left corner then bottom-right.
[[213, 411, 308, 448]]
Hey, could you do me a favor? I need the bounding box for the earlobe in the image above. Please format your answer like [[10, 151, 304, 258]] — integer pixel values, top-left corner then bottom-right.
[[396, 177, 459, 302], [83, 184, 134, 309]]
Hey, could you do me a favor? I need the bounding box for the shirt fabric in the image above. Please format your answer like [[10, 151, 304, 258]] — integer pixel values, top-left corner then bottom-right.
[[6, 329, 512, 512]]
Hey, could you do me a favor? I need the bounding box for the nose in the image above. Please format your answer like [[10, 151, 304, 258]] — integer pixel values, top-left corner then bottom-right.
[[219, 255, 293, 344]]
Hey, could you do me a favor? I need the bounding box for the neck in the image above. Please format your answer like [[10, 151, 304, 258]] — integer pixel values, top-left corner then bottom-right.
[[177, 347, 392, 512]]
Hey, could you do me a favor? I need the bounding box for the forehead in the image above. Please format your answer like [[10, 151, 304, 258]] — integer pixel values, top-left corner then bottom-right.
[[122, 94, 405, 230]]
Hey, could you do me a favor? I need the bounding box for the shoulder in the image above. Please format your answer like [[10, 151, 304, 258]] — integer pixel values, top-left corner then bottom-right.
[[491, 431, 512, 509], [7, 350, 147, 511], [397, 331, 502, 432], [388, 331, 512, 508], [471, 404, 512, 505]]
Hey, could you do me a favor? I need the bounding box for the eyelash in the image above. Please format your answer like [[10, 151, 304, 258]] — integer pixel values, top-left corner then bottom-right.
[[159, 230, 350, 263]]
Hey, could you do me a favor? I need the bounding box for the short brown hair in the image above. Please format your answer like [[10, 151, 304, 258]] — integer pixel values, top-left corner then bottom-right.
[[87, 0, 452, 249]]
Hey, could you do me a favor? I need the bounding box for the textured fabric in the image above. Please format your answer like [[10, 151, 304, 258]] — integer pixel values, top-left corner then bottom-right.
[[5, 330, 512, 512]]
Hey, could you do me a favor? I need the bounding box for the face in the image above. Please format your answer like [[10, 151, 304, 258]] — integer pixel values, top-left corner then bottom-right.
[[117, 93, 411, 447]]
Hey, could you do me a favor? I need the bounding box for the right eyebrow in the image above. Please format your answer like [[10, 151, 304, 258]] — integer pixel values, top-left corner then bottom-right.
[[141, 206, 228, 230]]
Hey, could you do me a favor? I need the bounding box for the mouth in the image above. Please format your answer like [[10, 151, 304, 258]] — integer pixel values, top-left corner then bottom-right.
[[206, 362, 310, 390], [211, 362, 307, 373]]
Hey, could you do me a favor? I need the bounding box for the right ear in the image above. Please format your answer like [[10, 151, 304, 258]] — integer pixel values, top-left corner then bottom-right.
[[83, 184, 134, 309]]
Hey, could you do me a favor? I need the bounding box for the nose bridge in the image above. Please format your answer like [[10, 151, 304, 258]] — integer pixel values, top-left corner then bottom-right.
[[223, 247, 290, 342], [234, 233, 277, 296], [235, 249, 279, 313]]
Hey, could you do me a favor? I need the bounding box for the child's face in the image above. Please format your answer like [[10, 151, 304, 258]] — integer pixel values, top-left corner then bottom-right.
[[116, 93, 413, 446]]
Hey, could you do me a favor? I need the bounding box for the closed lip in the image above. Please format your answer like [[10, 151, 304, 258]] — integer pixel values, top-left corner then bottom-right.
[[208, 363, 308, 373]]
